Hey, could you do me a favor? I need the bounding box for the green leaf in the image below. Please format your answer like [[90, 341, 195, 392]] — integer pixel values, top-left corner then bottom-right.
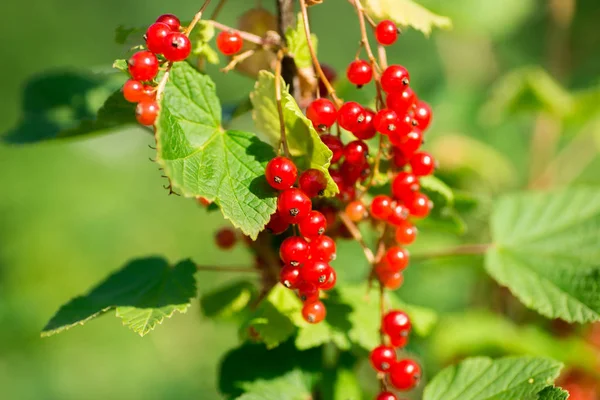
[[114, 25, 144, 45], [237, 370, 312, 400], [295, 293, 352, 350], [42, 257, 197, 337], [155, 62, 277, 239], [192, 21, 220, 65], [112, 59, 128, 74], [365, 0, 452, 36], [285, 14, 318, 69], [486, 187, 600, 323], [423, 356, 563, 400], [419, 175, 467, 234], [250, 71, 338, 197], [200, 280, 256, 319], [321, 366, 363, 400], [3, 70, 137, 144], [537, 387, 569, 400]]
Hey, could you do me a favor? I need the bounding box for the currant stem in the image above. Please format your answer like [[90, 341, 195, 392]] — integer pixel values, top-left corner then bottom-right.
[[209, 20, 272, 46], [195, 265, 257, 273], [275, 49, 292, 158], [358, 134, 385, 198], [210, 0, 228, 20], [351, 0, 380, 73], [411, 243, 492, 261], [221, 49, 256, 73], [298, 0, 343, 107], [338, 211, 375, 264]]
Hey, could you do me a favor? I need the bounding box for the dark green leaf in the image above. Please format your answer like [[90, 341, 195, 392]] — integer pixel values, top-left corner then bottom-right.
[[237, 370, 312, 400], [200, 280, 256, 318], [537, 386, 569, 400], [114, 25, 145, 45]]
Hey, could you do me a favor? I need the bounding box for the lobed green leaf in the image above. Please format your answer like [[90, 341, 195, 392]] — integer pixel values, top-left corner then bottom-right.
[[365, 0, 452, 36], [285, 14, 318, 69]]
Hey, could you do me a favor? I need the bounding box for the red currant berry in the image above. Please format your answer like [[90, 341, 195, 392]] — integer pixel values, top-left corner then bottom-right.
[[370, 345, 397, 372], [309, 235, 336, 262], [395, 221, 417, 245], [345, 200, 367, 222], [298, 210, 327, 238], [307, 98, 337, 131], [128, 51, 159, 81], [338, 102, 365, 132], [390, 335, 409, 348], [196, 196, 212, 207], [338, 185, 357, 203], [301, 260, 332, 287], [145, 22, 171, 54], [353, 108, 377, 140], [330, 168, 345, 192], [278, 188, 312, 223], [321, 134, 344, 164], [140, 84, 156, 102], [347, 59, 373, 87], [381, 65, 410, 93], [391, 147, 409, 168], [370, 195, 393, 220], [387, 203, 410, 226], [279, 236, 310, 266], [216, 31, 243, 55], [374, 109, 400, 136], [389, 359, 421, 391], [392, 172, 420, 201], [266, 156, 297, 191], [298, 281, 320, 303], [280, 264, 302, 289], [122, 79, 144, 103], [379, 269, 404, 290], [410, 152, 436, 176], [156, 14, 181, 31], [393, 129, 423, 157], [266, 211, 290, 235], [344, 140, 369, 165], [376, 392, 398, 400], [405, 192, 432, 218], [413, 101, 432, 131], [163, 32, 192, 62], [375, 20, 399, 46], [302, 300, 326, 323], [383, 310, 411, 338], [385, 246, 409, 272], [320, 268, 337, 291], [340, 161, 366, 185], [299, 169, 327, 198], [386, 87, 416, 116], [215, 227, 236, 249], [135, 101, 159, 125]]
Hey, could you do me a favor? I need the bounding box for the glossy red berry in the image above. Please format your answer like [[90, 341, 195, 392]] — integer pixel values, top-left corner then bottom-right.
[[410, 152, 436, 176], [128, 51, 159, 81], [379, 269, 404, 290], [280, 264, 302, 289], [383, 310, 411, 339], [140, 84, 156, 102], [392, 172, 420, 201], [384, 246, 409, 272], [370, 195, 393, 220], [340, 161, 367, 185], [298, 211, 327, 238], [216, 31, 243, 55], [386, 87, 416, 117], [299, 169, 327, 198], [320, 268, 337, 291], [376, 392, 398, 400], [135, 101, 159, 125], [374, 109, 400, 136], [344, 140, 369, 165], [390, 335, 409, 348], [156, 14, 181, 31], [277, 188, 312, 224], [301, 260, 332, 287], [389, 359, 421, 391], [381, 65, 410, 93], [375, 20, 399, 46], [266, 156, 297, 191], [413, 101, 432, 131], [302, 300, 326, 323], [309, 235, 336, 262], [163, 32, 192, 61], [279, 236, 310, 266], [395, 221, 417, 245], [307, 98, 337, 131], [266, 211, 290, 235], [391, 147, 409, 168], [296, 283, 318, 304], [393, 129, 423, 157], [353, 108, 377, 140], [347, 59, 373, 87], [145, 22, 170, 54], [406, 192, 432, 218], [122, 79, 144, 103], [370, 345, 396, 372], [345, 200, 367, 222], [320, 134, 344, 164], [215, 227, 236, 249], [338, 102, 365, 132], [387, 203, 410, 226]]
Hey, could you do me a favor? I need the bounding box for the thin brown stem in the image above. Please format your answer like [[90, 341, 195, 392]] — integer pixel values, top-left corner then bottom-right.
[[338, 212, 375, 264], [221, 49, 256, 73], [209, 20, 269, 46], [195, 265, 257, 273], [184, 0, 213, 35], [351, 0, 380, 73], [275, 50, 291, 157], [210, 0, 227, 20], [412, 243, 492, 261]]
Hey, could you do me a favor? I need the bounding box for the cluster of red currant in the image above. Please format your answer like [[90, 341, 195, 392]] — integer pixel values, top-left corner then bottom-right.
[[121, 14, 192, 126], [264, 157, 337, 324]]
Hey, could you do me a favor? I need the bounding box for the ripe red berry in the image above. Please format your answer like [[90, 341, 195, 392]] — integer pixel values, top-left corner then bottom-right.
[[391, 147, 409, 168], [135, 101, 159, 125], [370, 195, 393, 220], [307, 98, 337, 131], [320, 268, 337, 291], [215, 227, 237, 249], [145, 22, 171, 54], [392, 172, 420, 201], [163, 32, 192, 61], [277, 188, 312, 224], [405, 192, 432, 218], [298, 210, 327, 238], [345, 200, 366, 222], [374, 109, 400, 136], [266, 211, 290, 235], [376, 20, 399, 46], [280, 264, 302, 289], [389, 359, 421, 391], [395, 221, 417, 245], [216, 31, 243, 55], [301, 260, 332, 287], [266, 156, 297, 191], [413, 101, 432, 131], [347, 59, 373, 87], [353, 108, 377, 140], [309, 235, 336, 262], [376, 392, 398, 400], [344, 140, 369, 165], [279, 236, 310, 266], [390, 335, 409, 348], [386, 87, 416, 117], [383, 310, 411, 339], [302, 300, 326, 323], [381, 65, 410, 93], [384, 246, 409, 272], [320, 134, 344, 164], [298, 281, 320, 303], [128, 51, 159, 81], [379, 269, 404, 289], [140, 84, 156, 102], [340, 161, 367, 185], [122, 79, 144, 103], [392, 129, 423, 157], [387, 202, 410, 226], [338, 102, 365, 132], [156, 14, 181, 31], [299, 169, 327, 198], [370, 345, 396, 372], [410, 152, 435, 176]]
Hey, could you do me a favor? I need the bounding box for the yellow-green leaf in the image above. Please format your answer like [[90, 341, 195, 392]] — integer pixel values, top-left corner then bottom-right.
[[365, 0, 452, 36]]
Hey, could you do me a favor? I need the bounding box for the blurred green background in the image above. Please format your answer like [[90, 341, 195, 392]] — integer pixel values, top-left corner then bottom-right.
[[1, 0, 599, 399]]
